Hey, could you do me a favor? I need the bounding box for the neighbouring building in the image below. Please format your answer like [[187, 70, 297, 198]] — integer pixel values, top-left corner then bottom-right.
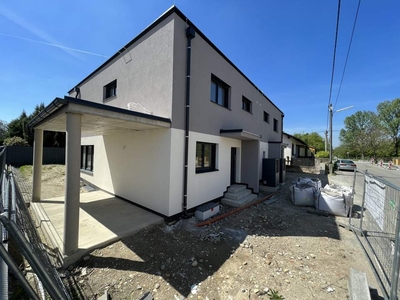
[[283, 132, 314, 163]]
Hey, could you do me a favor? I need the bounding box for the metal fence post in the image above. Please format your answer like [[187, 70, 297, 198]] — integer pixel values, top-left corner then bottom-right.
[[359, 171, 368, 232], [0, 172, 9, 300], [389, 207, 400, 300], [349, 170, 358, 226], [9, 173, 15, 223]]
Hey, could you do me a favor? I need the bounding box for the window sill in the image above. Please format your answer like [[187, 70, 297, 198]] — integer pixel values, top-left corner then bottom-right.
[[242, 109, 252, 114], [210, 100, 231, 111], [196, 168, 219, 174], [103, 95, 117, 103], [80, 169, 94, 176]]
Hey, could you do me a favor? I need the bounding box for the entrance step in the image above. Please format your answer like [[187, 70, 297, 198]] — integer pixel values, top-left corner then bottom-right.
[[227, 184, 247, 194], [222, 184, 257, 207], [224, 188, 251, 201]]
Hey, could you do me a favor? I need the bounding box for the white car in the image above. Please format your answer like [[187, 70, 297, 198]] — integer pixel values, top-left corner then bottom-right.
[[334, 159, 357, 171]]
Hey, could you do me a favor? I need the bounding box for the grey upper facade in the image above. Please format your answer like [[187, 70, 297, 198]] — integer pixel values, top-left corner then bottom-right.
[[68, 6, 284, 143]]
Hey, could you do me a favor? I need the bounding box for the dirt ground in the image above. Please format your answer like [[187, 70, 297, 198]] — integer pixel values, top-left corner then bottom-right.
[[21, 165, 380, 299]]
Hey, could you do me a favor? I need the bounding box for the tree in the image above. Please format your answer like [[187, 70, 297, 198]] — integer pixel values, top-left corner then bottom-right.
[[4, 103, 65, 147], [293, 132, 325, 152], [377, 99, 400, 156], [339, 111, 379, 160], [5, 111, 29, 141], [0, 120, 7, 145]]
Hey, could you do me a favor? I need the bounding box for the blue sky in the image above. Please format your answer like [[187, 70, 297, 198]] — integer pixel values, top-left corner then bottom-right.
[[0, 0, 399, 147]]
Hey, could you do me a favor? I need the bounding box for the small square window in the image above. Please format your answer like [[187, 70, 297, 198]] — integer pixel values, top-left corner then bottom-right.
[[196, 142, 217, 173], [273, 118, 279, 132], [242, 96, 252, 113], [264, 111, 270, 123], [104, 80, 117, 100], [210, 75, 229, 108]]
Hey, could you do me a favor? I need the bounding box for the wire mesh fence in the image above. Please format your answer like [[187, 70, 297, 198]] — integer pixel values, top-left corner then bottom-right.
[[0, 146, 71, 299], [12, 167, 71, 299], [349, 169, 400, 299]]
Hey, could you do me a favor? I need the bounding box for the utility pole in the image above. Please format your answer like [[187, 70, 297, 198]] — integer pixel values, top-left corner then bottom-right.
[[329, 104, 333, 164], [328, 104, 354, 169], [325, 130, 328, 152]]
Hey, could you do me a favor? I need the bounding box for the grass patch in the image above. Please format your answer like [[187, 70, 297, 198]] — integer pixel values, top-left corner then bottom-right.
[[19, 165, 33, 179]]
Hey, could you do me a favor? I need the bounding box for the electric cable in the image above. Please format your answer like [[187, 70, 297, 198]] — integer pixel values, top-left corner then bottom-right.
[[326, 0, 342, 131], [333, 0, 362, 110]]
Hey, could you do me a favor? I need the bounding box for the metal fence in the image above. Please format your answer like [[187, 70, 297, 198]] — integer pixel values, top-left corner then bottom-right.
[[349, 169, 400, 299], [0, 147, 70, 299]]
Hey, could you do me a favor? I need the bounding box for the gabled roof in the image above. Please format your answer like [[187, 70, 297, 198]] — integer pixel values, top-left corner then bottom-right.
[[283, 132, 308, 146], [67, 5, 283, 115]]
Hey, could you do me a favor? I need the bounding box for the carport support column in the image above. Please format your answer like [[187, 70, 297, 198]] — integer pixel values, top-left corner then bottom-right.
[[63, 112, 81, 255], [32, 129, 43, 202]]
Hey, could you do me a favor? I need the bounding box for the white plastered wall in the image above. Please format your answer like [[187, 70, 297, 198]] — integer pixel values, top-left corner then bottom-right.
[[81, 136, 114, 194], [187, 132, 241, 209], [168, 128, 185, 216], [80, 129, 173, 216]]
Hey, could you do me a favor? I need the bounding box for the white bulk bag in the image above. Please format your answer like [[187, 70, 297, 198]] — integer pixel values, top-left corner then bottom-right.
[[291, 184, 317, 206], [298, 177, 322, 191], [317, 188, 349, 217]]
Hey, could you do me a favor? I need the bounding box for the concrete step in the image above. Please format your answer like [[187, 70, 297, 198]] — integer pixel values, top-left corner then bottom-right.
[[227, 184, 247, 194], [225, 188, 251, 201], [222, 193, 257, 207]]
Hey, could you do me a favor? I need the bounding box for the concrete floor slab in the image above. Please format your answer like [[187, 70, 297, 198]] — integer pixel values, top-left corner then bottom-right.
[[31, 190, 164, 267]]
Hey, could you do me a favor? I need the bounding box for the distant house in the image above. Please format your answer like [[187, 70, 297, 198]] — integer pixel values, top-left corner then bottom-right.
[[283, 132, 314, 162], [28, 6, 284, 255]]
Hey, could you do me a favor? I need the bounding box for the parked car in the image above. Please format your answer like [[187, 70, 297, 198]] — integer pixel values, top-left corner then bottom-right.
[[334, 159, 357, 171]]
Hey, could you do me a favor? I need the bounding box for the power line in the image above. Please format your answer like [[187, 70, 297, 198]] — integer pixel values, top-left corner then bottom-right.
[[326, 0, 342, 131], [333, 0, 362, 110]]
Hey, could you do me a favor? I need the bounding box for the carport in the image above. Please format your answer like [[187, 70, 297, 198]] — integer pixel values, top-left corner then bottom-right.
[[27, 96, 170, 258]]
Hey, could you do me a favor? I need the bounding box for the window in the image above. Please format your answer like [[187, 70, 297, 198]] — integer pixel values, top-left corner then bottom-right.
[[264, 111, 270, 123], [210, 75, 229, 108], [104, 80, 117, 100], [81, 145, 94, 172], [196, 142, 217, 173], [273, 118, 278, 132], [242, 96, 252, 113]]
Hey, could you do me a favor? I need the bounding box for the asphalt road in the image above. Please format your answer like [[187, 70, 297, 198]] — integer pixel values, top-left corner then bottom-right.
[[333, 161, 400, 188], [330, 161, 400, 207]]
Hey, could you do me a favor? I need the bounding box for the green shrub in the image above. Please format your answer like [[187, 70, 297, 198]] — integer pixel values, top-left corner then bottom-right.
[[3, 136, 29, 146], [316, 151, 329, 158]]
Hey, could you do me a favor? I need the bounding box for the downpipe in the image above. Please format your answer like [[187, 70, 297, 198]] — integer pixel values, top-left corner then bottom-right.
[[182, 26, 196, 218]]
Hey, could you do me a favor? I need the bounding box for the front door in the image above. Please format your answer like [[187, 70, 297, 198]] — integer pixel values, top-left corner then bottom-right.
[[230, 147, 236, 185]]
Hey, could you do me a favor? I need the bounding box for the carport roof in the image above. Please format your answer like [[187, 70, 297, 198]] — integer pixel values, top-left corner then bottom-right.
[[27, 96, 171, 136]]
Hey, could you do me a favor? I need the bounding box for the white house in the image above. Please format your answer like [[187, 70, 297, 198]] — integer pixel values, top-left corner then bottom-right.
[[28, 6, 284, 255], [283, 132, 313, 162]]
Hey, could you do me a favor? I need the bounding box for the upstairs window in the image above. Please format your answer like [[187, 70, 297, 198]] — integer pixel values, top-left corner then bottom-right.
[[264, 111, 270, 123], [273, 118, 279, 132], [242, 96, 252, 113], [81, 145, 94, 172], [210, 75, 229, 108], [196, 142, 217, 173], [104, 80, 117, 100]]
